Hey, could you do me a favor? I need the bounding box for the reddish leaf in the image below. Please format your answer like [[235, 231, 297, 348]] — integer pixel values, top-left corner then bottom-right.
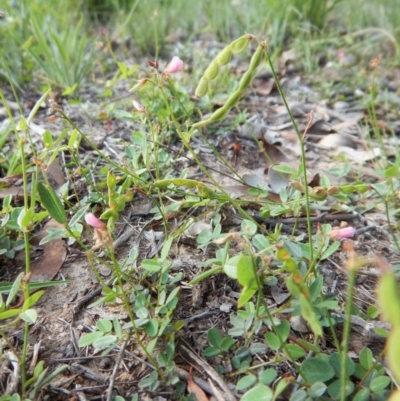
[[188, 366, 209, 401]]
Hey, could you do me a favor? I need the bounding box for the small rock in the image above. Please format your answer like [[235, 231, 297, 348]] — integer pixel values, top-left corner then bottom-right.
[[290, 315, 309, 333]]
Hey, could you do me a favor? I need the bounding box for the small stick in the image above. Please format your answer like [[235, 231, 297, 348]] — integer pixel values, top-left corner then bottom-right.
[[180, 344, 237, 401], [106, 332, 131, 401], [69, 363, 109, 384]]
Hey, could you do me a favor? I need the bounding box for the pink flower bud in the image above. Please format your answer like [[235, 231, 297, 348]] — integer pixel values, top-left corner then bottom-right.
[[164, 56, 183, 74], [328, 226, 357, 239], [85, 213, 106, 229], [132, 100, 145, 113]]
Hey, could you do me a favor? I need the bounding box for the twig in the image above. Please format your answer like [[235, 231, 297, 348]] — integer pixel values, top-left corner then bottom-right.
[[208, 378, 227, 401], [184, 310, 219, 325], [72, 286, 103, 318], [180, 344, 237, 401], [28, 340, 41, 374], [255, 212, 360, 225], [174, 367, 215, 395], [106, 332, 131, 401], [75, 384, 88, 401], [5, 350, 19, 395], [69, 363, 109, 384]]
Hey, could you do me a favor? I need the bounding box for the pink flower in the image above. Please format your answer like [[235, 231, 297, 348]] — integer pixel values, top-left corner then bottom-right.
[[164, 56, 183, 74], [328, 226, 357, 239], [132, 100, 145, 113], [85, 213, 106, 229]]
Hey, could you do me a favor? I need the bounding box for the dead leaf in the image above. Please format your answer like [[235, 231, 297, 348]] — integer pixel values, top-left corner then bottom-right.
[[336, 146, 382, 163], [268, 166, 290, 193], [0, 174, 23, 187], [47, 156, 66, 194], [318, 133, 357, 149], [254, 78, 276, 96], [242, 172, 270, 191], [0, 186, 25, 201], [260, 138, 291, 166], [30, 219, 67, 282], [188, 366, 209, 401]]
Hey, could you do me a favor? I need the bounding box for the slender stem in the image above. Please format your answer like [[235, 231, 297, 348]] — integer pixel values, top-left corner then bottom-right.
[[265, 52, 314, 263], [340, 267, 356, 401]]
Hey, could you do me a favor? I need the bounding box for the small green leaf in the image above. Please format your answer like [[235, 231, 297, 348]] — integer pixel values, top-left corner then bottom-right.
[[0, 308, 23, 320], [145, 319, 159, 337], [92, 335, 117, 349], [19, 309, 38, 324], [146, 337, 157, 354], [34, 360, 45, 378], [23, 290, 45, 310], [113, 317, 122, 339], [142, 259, 161, 271], [289, 389, 307, 401], [327, 379, 354, 399], [37, 181, 66, 224], [273, 164, 297, 174], [238, 285, 257, 308], [165, 286, 180, 305], [223, 254, 241, 279], [309, 382, 327, 398], [204, 347, 220, 357], [259, 368, 277, 385], [252, 234, 270, 251], [236, 374, 257, 391], [43, 130, 53, 149], [329, 352, 355, 377], [241, 219, 257, 236], [241, 384, 273, 401], [17, 207, 34, 230], [353, 388, 371, 401], [275, 320, 290, 342], [265, 332, 280, 350], [301, 357, 335, 383], [359, 347, 373, 370], [79, 331, 103, 347], [96, 318, 112, 333], [250, 342, 267, 354], [237, 255, 258, 288], [321, 241, 341, 260], [207, 327, 222, 348], [220, 337, 235, 351], [370, 376, 391, 393], [6, 273, 23, 307], [285, 344, 306, 359], [299, 294, 322, 337]]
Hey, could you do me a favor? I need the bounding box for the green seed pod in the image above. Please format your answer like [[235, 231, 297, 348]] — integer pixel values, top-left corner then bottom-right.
[[191, 106, 229, 128], [195, 76, 209, 98], [230, 34, 253, 54], [208, 106, 228, 123], [224, 89, 242, 109], [249, 44, 264, 71], [238, 69, 254, 92], [205, 61, 219, 80], [216, 46, 232, 66], [378, 271, 400, 326]]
